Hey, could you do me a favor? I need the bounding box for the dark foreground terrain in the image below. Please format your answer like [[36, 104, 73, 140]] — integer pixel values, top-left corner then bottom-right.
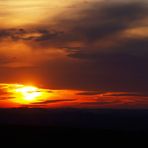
[[0, 108, 148, 145]]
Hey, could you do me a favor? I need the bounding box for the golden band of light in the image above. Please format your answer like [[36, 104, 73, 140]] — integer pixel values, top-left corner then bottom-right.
[[3, 84, 52, 104]]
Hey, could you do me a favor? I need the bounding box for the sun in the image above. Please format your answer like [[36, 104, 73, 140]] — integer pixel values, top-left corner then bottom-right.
[[15, 86, 42, 102], [8, 84, 51, 104]]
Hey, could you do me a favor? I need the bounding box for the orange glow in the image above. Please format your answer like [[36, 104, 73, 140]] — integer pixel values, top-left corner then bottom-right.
[[0, 83, 147, 108], [14, 86, 43, 103], [0, 83, 81, 107], [5, 84, 52, 105]]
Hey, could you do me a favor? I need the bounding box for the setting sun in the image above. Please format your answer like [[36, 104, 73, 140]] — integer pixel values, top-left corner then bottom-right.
[[0, 83, 80, 108], [15, 86, 42, 103], [1, 84, 52, 105]]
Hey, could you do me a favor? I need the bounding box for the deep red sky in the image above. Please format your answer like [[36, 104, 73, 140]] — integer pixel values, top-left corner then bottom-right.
[[0, 0, 148, 108]]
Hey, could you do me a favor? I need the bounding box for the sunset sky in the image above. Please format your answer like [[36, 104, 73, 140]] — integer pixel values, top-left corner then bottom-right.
[[0, 0, 148, 108]]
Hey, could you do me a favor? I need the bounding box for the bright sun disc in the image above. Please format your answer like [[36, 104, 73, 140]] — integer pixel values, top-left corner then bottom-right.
[[15, 86, 42, 102], [8, 84, 51, 104]]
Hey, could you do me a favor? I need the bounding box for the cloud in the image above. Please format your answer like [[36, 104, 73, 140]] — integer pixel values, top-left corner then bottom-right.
[[80, 98, 121, 106], [81, 101, 119, 106], [31, 99, 76, 105], [76, 91, 148, 97], [0, 28, 62, 41], [1, 1, 147, 46], [0, 85, 14, 100], [77, 91, 103, 96], [0, 0, 147, 95], [103, 92, 148, 97]]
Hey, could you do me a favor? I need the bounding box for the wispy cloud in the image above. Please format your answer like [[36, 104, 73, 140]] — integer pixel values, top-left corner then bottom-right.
[[31, 99, 76, 105]]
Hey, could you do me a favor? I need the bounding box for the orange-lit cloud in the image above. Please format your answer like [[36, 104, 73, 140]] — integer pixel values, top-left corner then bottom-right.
[[0, 83, 148, 108], [0, 83, 80, 108]]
